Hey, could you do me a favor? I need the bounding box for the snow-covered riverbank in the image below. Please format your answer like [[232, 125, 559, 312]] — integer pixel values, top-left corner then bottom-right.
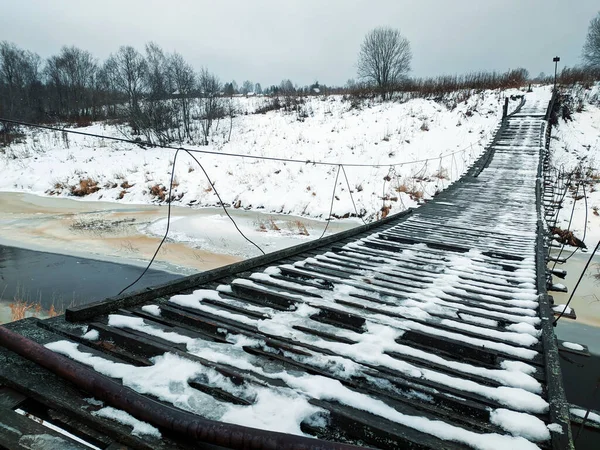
[[0, 89, 524, 223], [552, 84, 600, 248]]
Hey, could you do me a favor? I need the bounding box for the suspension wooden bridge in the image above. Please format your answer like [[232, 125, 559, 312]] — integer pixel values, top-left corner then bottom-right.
[[0, 91, 579, 449]]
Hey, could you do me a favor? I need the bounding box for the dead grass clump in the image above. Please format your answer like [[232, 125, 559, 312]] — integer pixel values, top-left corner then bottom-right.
[[71, 178, 100, 197], [410, 190, 424, 201], [120, 181, 134, 189], [434, 168, 449, 179], [295, 220, 309, 236], [396, 183, 409, 193], [9, 300, 32, 321], [48, 305, 58, 317], [255, 217, 282, 232], [46, 180, 69, 195], [268, 217, 281, 231], [149, 184, 167, 201], [378, 205, 391, 220], [420, 121, 430, 132], [550, 226, 586, 248], [117, 190, 126, 199]]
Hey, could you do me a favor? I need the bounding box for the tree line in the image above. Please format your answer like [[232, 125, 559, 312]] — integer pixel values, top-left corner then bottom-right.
[[0, 40, 342, 145], [2, 12, 599, 145]]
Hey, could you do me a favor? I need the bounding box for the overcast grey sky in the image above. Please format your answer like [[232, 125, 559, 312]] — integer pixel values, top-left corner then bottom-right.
[[1, 0, 598, 86]]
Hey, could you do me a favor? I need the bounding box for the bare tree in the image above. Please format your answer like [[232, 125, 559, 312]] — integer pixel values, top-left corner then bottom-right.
[[583, 11, 600, 67], [44, 46, 97, 119], [241, 80, 253, 95], [140, 42, 175, 144], [0, 42, 42, 127], [198, 69, 222, 145], [357, 27, 412, 100], [254, 82, 262, 95], [105, 46, 147, 132], [169, 52, 196, 141]]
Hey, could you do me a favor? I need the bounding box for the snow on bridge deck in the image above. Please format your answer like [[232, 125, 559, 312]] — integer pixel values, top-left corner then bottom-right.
[[0, 91, 572, 449]]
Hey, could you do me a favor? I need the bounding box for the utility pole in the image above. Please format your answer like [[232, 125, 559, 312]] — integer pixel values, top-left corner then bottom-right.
[[553, 56, 560, 92]]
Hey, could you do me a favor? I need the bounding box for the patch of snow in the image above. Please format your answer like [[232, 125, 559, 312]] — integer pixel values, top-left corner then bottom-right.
[[547, 423, 564, 434], [82, 329, 99, 341], [552, 304, 572, 314], [93, 406, 161, 438], [570, 407, 600, 425], [561, 341, 584, 351], [489, 408, 550, 442], [141, 304, 161, 317]]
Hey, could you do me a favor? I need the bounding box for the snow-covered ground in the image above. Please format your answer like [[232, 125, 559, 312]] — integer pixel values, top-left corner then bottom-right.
[[1, 90, 524, 225], [551, 84, 600, 248]]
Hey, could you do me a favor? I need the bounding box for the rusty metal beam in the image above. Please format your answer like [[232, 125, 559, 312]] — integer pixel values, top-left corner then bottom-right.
[[0, 325, 365, 450]]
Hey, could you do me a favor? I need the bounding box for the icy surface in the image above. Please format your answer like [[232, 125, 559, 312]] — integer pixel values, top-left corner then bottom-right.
[[570, 407, 600, 425], [561, 341, 584, 351], [552, 304, 572, 314], [93, 406, 161, 438]]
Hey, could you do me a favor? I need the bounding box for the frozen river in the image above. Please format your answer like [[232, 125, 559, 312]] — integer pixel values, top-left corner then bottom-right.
[[0, 191, 359, 323]]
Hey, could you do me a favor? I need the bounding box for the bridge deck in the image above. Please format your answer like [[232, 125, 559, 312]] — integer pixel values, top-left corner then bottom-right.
[[0, 91, 572, 449]]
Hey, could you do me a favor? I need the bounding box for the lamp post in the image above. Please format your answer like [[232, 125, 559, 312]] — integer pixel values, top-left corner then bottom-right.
[[553, 56, 560, 92]]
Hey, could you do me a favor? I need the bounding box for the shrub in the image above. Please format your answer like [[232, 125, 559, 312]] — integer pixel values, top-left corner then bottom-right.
[[71, 178, 100, 196], [149, 184, 167, 201]]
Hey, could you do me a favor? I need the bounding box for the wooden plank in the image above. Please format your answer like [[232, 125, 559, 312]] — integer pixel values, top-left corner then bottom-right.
[[0, 385, 27, 409], [0, 319, 215, 450], [0, 406, 91, 450], [66, 209, 414, 322]]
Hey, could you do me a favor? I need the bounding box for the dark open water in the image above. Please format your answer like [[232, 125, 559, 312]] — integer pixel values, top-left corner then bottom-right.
[[0, 244, 182, 313]]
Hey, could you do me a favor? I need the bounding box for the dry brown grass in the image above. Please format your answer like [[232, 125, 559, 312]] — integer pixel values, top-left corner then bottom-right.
[[9, 301, 32, 321], [411, 190, 424, 201], [8, 299, 61, 322], [149, 184, 167, 201], [120, 181, 134, 189], [255, 217, 282, 233], [551, 226, 586, 248], [377, 205, 391, 220], [433, 168, 449, 180], [294, 220, 309, 236], [268, 217, 281, 231], [257, 221, 267, 232], [71, 178, 100, 197], [48, 305, 58, 317], [396, 181, 424, 201]]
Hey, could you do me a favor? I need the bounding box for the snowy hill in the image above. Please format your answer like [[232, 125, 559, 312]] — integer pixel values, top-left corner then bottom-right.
[[551, 83, 600, 247], [1, 89, 525, 224]]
